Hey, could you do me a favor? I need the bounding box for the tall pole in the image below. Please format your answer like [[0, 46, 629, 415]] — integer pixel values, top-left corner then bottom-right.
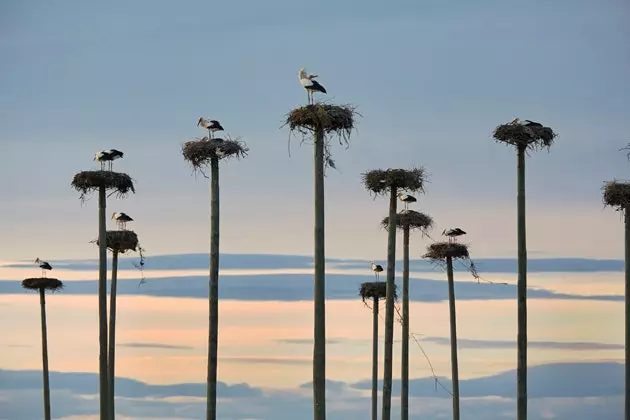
[[625, 209, 630, 420], [516, 144, 527, 420], [446, 256, 460, 420], [401, 226, 410, 420], [313, 126, 327, 420], [206, 155, 220, 420], [98, 186, 109, 420], [371, 296, 379, 420], [39, 289, 51, 420], [108, 250, 119, 419]]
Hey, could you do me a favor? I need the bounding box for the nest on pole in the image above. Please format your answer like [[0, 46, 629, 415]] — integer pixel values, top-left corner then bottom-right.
[[360, 281, 396, 304], [71, 171, 135, 202], [94, 230, 140, 253], [493, 120, 557, 151], [382, 210, 434, 235], [362, 168, 426, 196], [423, 242, 470, 261], [602, 180, 630, 212], [22, 278, 64, 292], [182, 136, 248, 172]]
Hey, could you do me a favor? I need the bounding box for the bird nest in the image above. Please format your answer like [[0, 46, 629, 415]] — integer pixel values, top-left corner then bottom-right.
[[423, 242, 470, 261], [362, 168, 426, 196], [94, 230, 140, 253], [22, 278, 64, 292], [360, 281, 395, 303], [182, 137, 248, 170], [493, 122, 557, 150], [602, 180, 630, 211], [382, 210, 434, 234], [286, 104, 357, 141], [71, 171, 135, 201]]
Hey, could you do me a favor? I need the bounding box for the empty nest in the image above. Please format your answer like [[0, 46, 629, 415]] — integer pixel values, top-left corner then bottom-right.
[[362, 168, 426, 196], [493, 121, 557, 150], [71, 171, 135, 201], [360, 281, 395, 303], [603, 180, 630, 211], [22, 278, 64, 292], [182, 137, 248, 169], [423, 242, 470, 261], [382, 210, 434, 234]]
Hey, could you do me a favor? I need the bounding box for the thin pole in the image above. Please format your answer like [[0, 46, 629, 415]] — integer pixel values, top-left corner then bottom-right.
[[625, 209, 630, 420], [446, 256, 460, 420], [401, 226, 410, 420], [108, 250, 119, 419], [516, 144, 528, 420], [313, 126, 327, 420], [371, 296, 379, 420], [206, 156, 220, 420], [39, 289, 51, 420], [98, 186, 109, 420]]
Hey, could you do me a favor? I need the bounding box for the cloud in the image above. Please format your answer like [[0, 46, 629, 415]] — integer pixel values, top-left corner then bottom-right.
[[274, 338, 345, 345], [420, 336, 624, 350], [117, 342, 194, 350], [220, 356, 312, 366]]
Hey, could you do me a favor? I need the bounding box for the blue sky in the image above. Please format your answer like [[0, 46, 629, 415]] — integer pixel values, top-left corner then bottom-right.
[[1, 0, 630, 261]]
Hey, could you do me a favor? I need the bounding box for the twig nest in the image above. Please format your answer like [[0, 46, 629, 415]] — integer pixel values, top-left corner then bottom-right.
[[22, 278, 64, 292], [493, 121, 556, 150], [360, 281, 394, 302], [96, 230, 140, 253], [603, 180, 630, 211], [423, 242, 470, 261], [362, 168, 426, 196], [286, 104, 356, 140], [182, 137, 248, 169], [382, 210, 434, 233], [71, 171, 135, 201]]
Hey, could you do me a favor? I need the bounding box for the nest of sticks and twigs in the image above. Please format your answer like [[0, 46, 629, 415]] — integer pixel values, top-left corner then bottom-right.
[[382, 210, 434, 234], [182, 137, 248, 171], [423, 242, 470, 261], [493, 121, 557, 150], [602, 180, 630, 211], [286, 104, 357, 140], [71, 171, 135, 201], [22, 278, 64, 292], [360, 281, 395, 303], [362, 168, 426, 196], [95, 230, 140, 253]]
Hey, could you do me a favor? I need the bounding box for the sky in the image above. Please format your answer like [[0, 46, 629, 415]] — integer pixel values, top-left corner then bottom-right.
[[1, 0, 630, 419]]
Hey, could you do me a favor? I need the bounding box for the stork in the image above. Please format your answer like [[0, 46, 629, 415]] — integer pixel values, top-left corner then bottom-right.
[[442, 228, 467, 243], [370, 262, 384, 281], [34, 258, 53, 277], [299, 68, 327, 105], [112, 212, 134, 230], [397, 193, 417, 211], [94, 149, 124, 171], [215, 146, 227, 159], [511, 118, 543, 128], [197, 118, 224, 139]]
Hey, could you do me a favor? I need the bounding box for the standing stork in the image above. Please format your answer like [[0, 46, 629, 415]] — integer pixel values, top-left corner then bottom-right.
[[111, 212, 134, 230], [371, 262, 384, 281], [397, 193, 417, 211], [442, 228, 467, 243], [511, 118, 543, 128], [298, 68, 327, 105], [197, 118, 224, 139], [94, 149, 124, 171], [34, 258, 53, 277]]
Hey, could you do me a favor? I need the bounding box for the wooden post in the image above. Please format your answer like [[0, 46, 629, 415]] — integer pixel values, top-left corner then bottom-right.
[[39, 288, 51, 420], [446, 256, 460, 420], [98, 186, 109, 420], [371, 296, 379, 420], [401, 226, 410, 420], [108, 250, 119, 419], [516, 144, 527, 420]]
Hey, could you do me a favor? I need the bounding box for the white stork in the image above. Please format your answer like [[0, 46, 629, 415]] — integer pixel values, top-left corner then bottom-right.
[[112, 212, 134, 230], [197, 118, 224, 139], [299, 68, 327, 105], [442, 227, 466, 243], [370, 262, 384, 281], [511, 118, 543, 128], [34, 258, 53, 277], [215, 146, 227, 159], [94, 149, 124, 171], [397, 193, 417, 211]]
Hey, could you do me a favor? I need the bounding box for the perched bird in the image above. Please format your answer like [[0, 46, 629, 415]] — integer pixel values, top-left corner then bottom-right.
[[34, 258, 53, 277], [371, 262, 384, 280], [298, 68, 327, 105], [397, 193, 417, 211], [112, 212, 134, 230], [94, 149, 124, 171], [197, 118, 224, 139], [215, 147, 227, 158], [511, 118, 543, 128], [442, 228, 467, 243]]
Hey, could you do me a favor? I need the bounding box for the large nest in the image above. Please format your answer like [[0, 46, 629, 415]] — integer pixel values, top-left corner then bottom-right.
[[71, 171, 135, 201], [95, 230, 140, 253], [382, 210, 434, 234], [22, 278, 64, 292], [285, 104, 357, 141], [362, 168, 426, 196], [423, 242, 470, 261], [602, 180, 630, 211], [182, 137, 248, 170], [360, 281, 396, 303], [493, 121, 557, 150]]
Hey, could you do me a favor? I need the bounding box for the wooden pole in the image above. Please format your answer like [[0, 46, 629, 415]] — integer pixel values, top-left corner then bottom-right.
[[516, 144, 528, 420], [625, 209, 630, 420], [39, 288, 51, 420], [98, 186, 109, 420], [371, 296, 379, 420], [446, 256, 460, 420], [401, 226, 410, 420], [108, 250, 119, 419]]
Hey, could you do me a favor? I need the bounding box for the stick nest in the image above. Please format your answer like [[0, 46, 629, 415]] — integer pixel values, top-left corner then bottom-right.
[[94, 230, 140, 253], [362, 168, 426, 196], [71, 171, 135, 201], [182, 137, 248, 169], [382, 210, 434, 234], [360, 281, 396, 303], [602, 180, 630, 211], [423, 242, 470, 261], [493, 122, 557, 150], [286, 104, 356, 140], [22, 278, 64, 292]]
